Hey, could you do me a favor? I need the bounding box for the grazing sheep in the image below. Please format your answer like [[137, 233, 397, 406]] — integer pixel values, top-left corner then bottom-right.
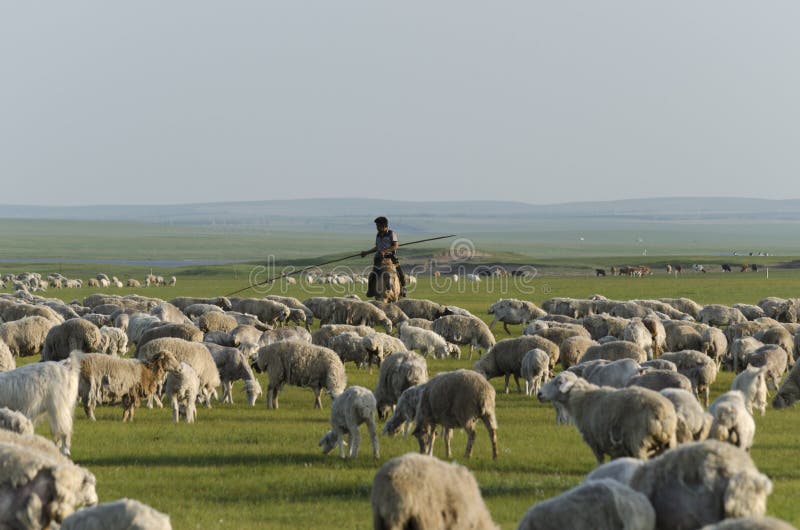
[[134, 323, 204, 354], [664, 322, 704, 353], [520, 348, 550, 396], [254, 340, 346, 409], [431, 314, 496, 359], [526, 324, 591, 348], [731, 366, 768, 416], [369, 300, 409, 327], [707, 391, 756, 451], [398, 322, 458, 359], [195, 311, 239, 334], [181, 303, 223, 319], [701, 326, 729, 368], [328, 299, 393, 332], [630, 440, 772, 530], [772, 359, 800, 409], [582, 358, 642, 388], [127, 279, 142, 288], [0, 339, 15, 372], [627, 369, 693, 393], [0, 441, 99, 529], [41, 318, 102, 361], [226, 324, 263, 349], [405, 317, 434, 330], [754, 325, 795, 368], [169, 296, 232, 312], [640, 359, 677, 372], [517, 478, 656, 530], [164, 362, 200, 423], [579, 340, 647, 364], [266, 295, 314, 329], [658, 297, 703, 319], [225, 311, 271, 331], [699, 516, 797, 530], [624, 318, 658, 360], [318, 386, 379, 459], [230, 298, 292, 327], [558, 336, 597, 369], [311, 324, 373, 349], [1, 303, 64, 324], [413, 369, 498, 459], [60, 498, 172, 530], [204, 343, 262, 406], [361, 332, 408, 368], [374, 351, 428, 419], [584, 457, 643, 486], [382, 384, 425, 438], [98, 326, 129, 355], [0, 315, 54, 356], [0, 355, 81, 455], [733, 303, 766, 321], [371, 453, 499, 530], [487, 298, 546, 334], [137, 338, 221, 407], [473, 336, 557, 393], [79, 350, 179, 421], [746, 344, 789, 390], [151, 302, 192, 325], [728, 336, 765, 372], [82, 313, 113, 328], [259, 326, 312, 347], [328, 331, 370, 369], [699, 304, 748, 327], [660, 350, 718, 406], [581, 314, 629, 341], [126, 313, 163, 345], [0, 406, 34, 435], [537, 371, 677, 464], [395, 298, 451, 320], [660, 388, 712, 443]]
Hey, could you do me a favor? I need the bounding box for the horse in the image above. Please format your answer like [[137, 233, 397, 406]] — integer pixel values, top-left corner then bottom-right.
[[373, 257, 401, 303]]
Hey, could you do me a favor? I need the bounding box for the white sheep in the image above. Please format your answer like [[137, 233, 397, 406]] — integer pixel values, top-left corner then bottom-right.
[[398, 322, 459, 359], [204, 343, 262, 405], [98, 326, 129, 355], [0, 315, 54, 357], [520, 348, 550, 396], [361, 332, 408, 368], [0, 406, 34, 435], [487, 298, 546, 334], [432, 314, 496, 359], [60, 498, 172, 530], [0, 339, 15, 372], [165, 362, 200, 423], [660, 388, 712, 443], [382, 384, 426, 438], [137, 338, 221, 408], [318, 386, 379, 459], [374, 351, 429, 419], [731, 366, 768, 416], [707, 390, 756, 451]]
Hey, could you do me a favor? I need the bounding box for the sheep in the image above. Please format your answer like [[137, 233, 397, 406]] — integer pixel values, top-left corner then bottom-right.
[[134, 323, 204, 354], [127, 279, 141, 288], [382, 384, 425, 438], [623, 318, 659, 361], [581, 358, 643, 388], [581, 314, 629, 340], [311, 324, 373, 349], [745, 344, 789, 390], [169, 296, 232, 312], [374, 351, 428, 419], [97, 326, 129, 355], [79, 350, 180, 421], [0, 441, 99, 529], [318, 385, 378, 459], [699, 516, 797, 530], [431, 315, 496, 359], [701, 326, 729, 368], [225, 324, 261, 348], [82, 313, 113, 328], [254, 340, 346, 409], [658, 297, 703, 319], [660, 350, 719, 406], [473, 336, 558, 393], [203, 343, 262, 405], [640, 359, 677, 372], [395, 298, 451, 320], [137, 338, 221, 407], [707, 391, 756, 451], [516, 478, 656, 530], [772, 359, 800, 408], [0, 339, 15, 372], [629, 440, 772, 529], [59, 498, 172, 530], [0, 406, 34, 435], [265, 295, 314, 328], [258, 326, 313, 347], [754, 325, 795, 367], [369, 300, 409, 327], [181, 303, 223, 319], [328, 331, 370, 369], [371, 453, 499, 530], [526, 324, 591, 348], [1, 302, 64, 324], [558, 336, 598, 369], [585, 457, 644, 486], [627, 369, 693, 393], [195, 311, 239, 333], [398, 322, 458, 359], [579, 340, 647, 364], [728, 336, 765, 372], [0, 354, 81, 455], [664, 322, 704, 352], [0, 315, 53, 356], [151, 302, 192, 324], [731, 366, 768, 416], [413, 369, 498, 459], [328, 299, 393, 332], [659, 388, 712, 443], [537, 371, 677, 464], [520, 348, 550, 396], [229, 298, 291, 327], [699, 304, 748, 327], [733, 303, 766, 321], [164, 362, 200, 423], [361, 332, 408, 368], [405, 317, 434, 330], [126, 313, 162, 345], [487, 298, 546, 334], [224, 311, 271, 331]]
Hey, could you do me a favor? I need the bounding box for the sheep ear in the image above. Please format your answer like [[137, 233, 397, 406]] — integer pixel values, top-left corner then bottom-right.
[[559, 377, 575, 393]]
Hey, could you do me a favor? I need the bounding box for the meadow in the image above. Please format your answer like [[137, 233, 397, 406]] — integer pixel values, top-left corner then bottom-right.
[[6, 262, 800, 529]]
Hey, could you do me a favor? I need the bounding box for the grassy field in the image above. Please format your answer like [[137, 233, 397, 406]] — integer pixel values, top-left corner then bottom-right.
[[7, 264, 800, 528]]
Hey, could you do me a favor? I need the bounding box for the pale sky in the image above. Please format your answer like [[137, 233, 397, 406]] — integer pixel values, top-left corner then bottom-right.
[[2, 2, 799, 206]]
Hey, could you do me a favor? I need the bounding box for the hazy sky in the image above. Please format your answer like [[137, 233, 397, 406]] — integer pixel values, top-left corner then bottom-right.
[[2, 2, 800, 206]]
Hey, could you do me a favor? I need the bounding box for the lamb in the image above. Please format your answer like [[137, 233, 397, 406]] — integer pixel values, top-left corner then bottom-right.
[[629, 440, 772, 529], [230, 298, 291, 327], [707, 391, 756, 451], [0, 354, 81, 455], [745, 344, 789, 390], [0, 315, 54, 356], [398, 322, 458, 359], [516, 478, 656, 530], [318, 385, 379, 459], [660, 350, 719, 406], [395, 298, 451, 320], [558, 336, 597, 369], [137, 338, 221, 407], [432, 314, 496, 359], [0, 406, 34, 435], [659, 388, 712, 443], [374, 351, 429, 419], [0, 441, 99, 529], [254, 340, 346, 409], [204, 343, 262, 406], [627, 369, 693, 393], [79, 350, 180, 421], [169, 296, 232, 312], [413, 369, 498, 459], [537, 371, 677, 464], [195, 311, 239, 333], [361, 332, 408, 367], [0, 339, 15, 372], [59, 498, 172, 530], [134, 323, 204, 354], [371, 453, 499, 530], [98, 326, 129, 355], [150, 302, 192, 325], [487, 298, 546, 334], [382, 384, 425, 438], [731, 366, 768, 416], [579, 340, 648, 364], [520, 348, 550, 396], [473, 336, 558, 393], [164, 362, 200, 423]]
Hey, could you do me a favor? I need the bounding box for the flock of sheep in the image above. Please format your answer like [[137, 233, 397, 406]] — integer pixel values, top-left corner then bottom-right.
[[1, 272, 178, 293], [1, 273, 800, 528]]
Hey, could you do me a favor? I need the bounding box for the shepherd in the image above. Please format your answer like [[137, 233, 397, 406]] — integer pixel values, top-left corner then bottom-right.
[[361, 216, 407, 299]]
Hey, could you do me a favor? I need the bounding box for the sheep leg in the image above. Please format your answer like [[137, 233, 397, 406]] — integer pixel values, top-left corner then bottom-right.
[[464, 424, 476, 458], [513, 374, 522, 394], [338, 433, 346, 459], [444, 428, 453, 458], [524, 379, 531, 396], [503, 374, 510, 394], [503, 322, 511, 335], [313, 388, 323, 409], [488, 317, 497, 331], [171, 396, 180, 423], [482, 416, 498, 460], [349, 426, 361, 458], [366, 417, 379, 459]]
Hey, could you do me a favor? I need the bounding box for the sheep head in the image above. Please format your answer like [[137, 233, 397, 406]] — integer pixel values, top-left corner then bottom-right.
[[149, 350, 180, 374]]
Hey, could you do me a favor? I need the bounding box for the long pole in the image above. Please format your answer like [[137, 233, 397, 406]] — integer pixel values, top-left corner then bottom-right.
[[225, 234, 457, 297]]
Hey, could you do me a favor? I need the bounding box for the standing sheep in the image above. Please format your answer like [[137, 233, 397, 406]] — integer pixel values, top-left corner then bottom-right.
[[151, 302, 192, 325], [382, 384, 426, 438], [699, 304, 748, 327], [134, 323, 204, 355], [474, 336, 559, 393], [659, 388, 712, 443], [371, 453, 499, 530], [98, 326, 129, 355], [413, 369, 498, 459], [203, 343, 262, 406], [558, 336, 598, 369], [0, 340, 15, 372], [660, 350, 718, 406], [137, 338, 221, 407], [59, 498, 172, 530], [230, 298, 292, 327], [329, 332, 371, 369], [254, 340, 346, 409], [487, 298, 546, 334], [318, 386, 379, 459], [707, 391, 756, 451], [164, 362, 200, 423], [0, 406, 34, 435], [361, 332, 408, 368], [395, 298, 451, 320], [731, 366, 768, 416], [772, 359, 800, 409], [432, 314, 495, 359], [266, 295, 314, 329], [374, 351, 428, 419], [0, 315, 54, 356], [520, 348, 550, 396], [579, 341, 648, 364], [397, 323, 458, 359], [745, 344, 789, 390], [169, 296, 232, 312]]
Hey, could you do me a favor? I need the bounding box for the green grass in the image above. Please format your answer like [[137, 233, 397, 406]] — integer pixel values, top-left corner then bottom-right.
[[9, 265, 800, 528]]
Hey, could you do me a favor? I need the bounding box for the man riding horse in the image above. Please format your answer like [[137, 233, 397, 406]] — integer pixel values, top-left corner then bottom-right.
[[361, 216, 407, 299]]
